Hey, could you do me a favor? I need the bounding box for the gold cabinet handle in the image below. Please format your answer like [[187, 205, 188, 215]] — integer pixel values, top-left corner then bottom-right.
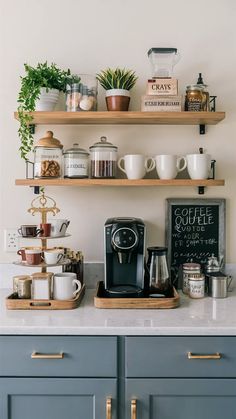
[[131, 399, 137, 419], [31, 351, 64, 359], [106, 398, 112, 419], [187, 352, 221, 360]]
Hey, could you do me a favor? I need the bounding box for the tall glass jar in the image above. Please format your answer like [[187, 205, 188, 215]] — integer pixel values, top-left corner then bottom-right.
[[89, 136, 118, 178], [66, 74, 97, 112], [34, 131, 63, 178]]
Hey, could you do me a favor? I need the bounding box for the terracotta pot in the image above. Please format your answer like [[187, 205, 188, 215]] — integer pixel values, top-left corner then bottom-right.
[[105, 89, 130, 111]]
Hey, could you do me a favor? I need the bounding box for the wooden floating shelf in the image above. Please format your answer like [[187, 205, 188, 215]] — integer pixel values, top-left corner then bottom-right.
[[15, 179, 225, 187], [14, 111, 225, 126]]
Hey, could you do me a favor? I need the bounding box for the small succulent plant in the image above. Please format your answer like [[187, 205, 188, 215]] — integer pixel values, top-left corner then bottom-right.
[[96, 67, 138, 91]]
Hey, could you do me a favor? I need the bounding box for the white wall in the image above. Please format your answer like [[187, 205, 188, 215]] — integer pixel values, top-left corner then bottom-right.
[[0, 0, 235, 264]]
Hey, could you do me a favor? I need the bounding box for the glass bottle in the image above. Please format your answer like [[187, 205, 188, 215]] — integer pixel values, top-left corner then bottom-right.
[[196, 73, 210, 111]]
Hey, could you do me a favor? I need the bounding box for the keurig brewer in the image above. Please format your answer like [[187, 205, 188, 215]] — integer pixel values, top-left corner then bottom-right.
[[104, 217, 146, 297]]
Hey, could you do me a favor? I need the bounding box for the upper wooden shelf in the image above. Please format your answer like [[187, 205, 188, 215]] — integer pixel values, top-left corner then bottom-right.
[[15, 178, 225, 187], [14, 111, 225, 126]]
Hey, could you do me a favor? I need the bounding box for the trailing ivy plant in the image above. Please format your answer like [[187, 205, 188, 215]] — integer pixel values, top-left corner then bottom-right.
[[96, 67, 138, 91], [17, 62, 80, 160]]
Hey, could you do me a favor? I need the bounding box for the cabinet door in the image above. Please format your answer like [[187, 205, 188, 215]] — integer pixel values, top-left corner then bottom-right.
[[0, 378, 117, 419], [126, 379, 236, 419]]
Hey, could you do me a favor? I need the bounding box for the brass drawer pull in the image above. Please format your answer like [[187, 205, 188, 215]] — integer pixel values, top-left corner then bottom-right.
[[187, 352, 221, 360], [31, 351, 64, 359], [131, 399, 137, 419], [106, 398, 112, 419]]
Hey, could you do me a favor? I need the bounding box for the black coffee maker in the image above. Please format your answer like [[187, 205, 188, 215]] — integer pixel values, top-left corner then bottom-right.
[[104, 217, 146, 297]]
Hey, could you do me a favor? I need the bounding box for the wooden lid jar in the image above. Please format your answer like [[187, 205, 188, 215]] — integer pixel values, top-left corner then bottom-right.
[[34, 131, 63, 178]]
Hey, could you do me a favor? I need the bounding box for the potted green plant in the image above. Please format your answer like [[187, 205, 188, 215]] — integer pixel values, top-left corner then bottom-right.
[[17, 62, 80, 160], [96, 67, 137, 111]]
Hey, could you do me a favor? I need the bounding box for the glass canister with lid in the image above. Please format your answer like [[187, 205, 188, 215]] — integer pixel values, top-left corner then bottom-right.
[[64, 143, 89, 178], [182, 262, 201, 294], [185, 85, 204, 111], [89, 136, 118, 178], [34, 131, 63, 178]]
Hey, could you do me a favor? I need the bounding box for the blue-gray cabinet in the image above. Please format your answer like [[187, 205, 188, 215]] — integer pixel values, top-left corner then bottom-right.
[[1, 335, 236, 419], [125, 336, 236, 419], [126, 379, 236, 419], [0, 336, 117, 419], [0, 378, 117, 419]]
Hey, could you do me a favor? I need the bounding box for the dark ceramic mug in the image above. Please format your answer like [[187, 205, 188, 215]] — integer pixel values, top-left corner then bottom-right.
[[18, 225, 42, 238]]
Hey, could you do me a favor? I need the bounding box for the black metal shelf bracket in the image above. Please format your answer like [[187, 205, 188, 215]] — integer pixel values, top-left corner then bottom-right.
[[199, 124, 206, 135], [29, 124, 35, 134], [25, 161, 40, 194], [30, 186, 40, 194], [197, 159, 216, 195], [198, 186, 205, 194]]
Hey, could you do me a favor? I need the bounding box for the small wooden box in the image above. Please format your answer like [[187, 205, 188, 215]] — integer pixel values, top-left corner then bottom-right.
[[141, 95, 182, 112], [146, 78, 178, 96]]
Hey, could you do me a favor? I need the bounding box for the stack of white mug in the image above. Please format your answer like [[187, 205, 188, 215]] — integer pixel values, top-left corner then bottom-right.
[[118, 153, 212, 180]]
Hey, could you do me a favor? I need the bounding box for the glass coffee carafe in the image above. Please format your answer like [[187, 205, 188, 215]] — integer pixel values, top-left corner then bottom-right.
[[146, 247, 170, 297], [148, 47, 180, 78]]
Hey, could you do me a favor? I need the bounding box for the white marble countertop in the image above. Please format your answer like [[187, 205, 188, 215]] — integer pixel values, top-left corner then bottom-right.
[[1, 288, 236, 336]]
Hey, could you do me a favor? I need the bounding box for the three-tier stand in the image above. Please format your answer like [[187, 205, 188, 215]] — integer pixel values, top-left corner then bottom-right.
[[14, 193, 70, 273], [6, 193, 85, 310]]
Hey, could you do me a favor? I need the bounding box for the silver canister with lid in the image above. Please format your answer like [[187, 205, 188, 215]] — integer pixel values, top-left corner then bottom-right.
[[182, 262, 201, 294], [64, 143, 89, 178], [89, 136, 118, 178]]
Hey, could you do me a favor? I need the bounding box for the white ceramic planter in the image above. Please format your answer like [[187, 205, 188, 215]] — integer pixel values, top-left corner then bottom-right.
[[105, 89, 130, 98], [35, 88, 60, 111]]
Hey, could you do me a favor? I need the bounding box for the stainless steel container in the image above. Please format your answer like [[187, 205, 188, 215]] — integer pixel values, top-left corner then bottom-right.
[[208, 272, 232, 298]]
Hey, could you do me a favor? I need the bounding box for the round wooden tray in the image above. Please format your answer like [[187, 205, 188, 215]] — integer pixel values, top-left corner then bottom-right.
[[18, 234, 71, 240], [13, 258, 71, 268]]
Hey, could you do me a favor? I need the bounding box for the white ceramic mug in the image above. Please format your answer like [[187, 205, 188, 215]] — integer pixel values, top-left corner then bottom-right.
[[48, 219, 70, 237], [43, 249, 64, 265], [155, 154, 187, 179], [53, 273, 82, 300], [118, 154, 155, 179], [186, 154, 211, 179]]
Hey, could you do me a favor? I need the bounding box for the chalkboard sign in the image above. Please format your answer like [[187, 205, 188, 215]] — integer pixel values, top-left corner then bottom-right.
[[165, 199, 225, 286]]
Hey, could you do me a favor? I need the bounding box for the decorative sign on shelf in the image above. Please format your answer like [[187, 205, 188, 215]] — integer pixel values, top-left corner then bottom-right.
[[165, 198, 225, 286]]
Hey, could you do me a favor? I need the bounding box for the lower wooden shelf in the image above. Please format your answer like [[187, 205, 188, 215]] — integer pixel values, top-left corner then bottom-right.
[[15, 178, 225, 187]]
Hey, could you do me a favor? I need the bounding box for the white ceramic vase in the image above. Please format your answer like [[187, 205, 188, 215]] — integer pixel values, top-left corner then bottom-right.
[[35, 88, 60, 111]]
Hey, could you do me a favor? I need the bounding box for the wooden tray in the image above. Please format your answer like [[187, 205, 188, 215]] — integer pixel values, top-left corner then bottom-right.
[[6, 284, 85, 310], [94, 282, 180, 309]]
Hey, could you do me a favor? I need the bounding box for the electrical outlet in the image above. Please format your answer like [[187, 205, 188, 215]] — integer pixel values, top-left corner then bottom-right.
[[4, 229, 19, 252]]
